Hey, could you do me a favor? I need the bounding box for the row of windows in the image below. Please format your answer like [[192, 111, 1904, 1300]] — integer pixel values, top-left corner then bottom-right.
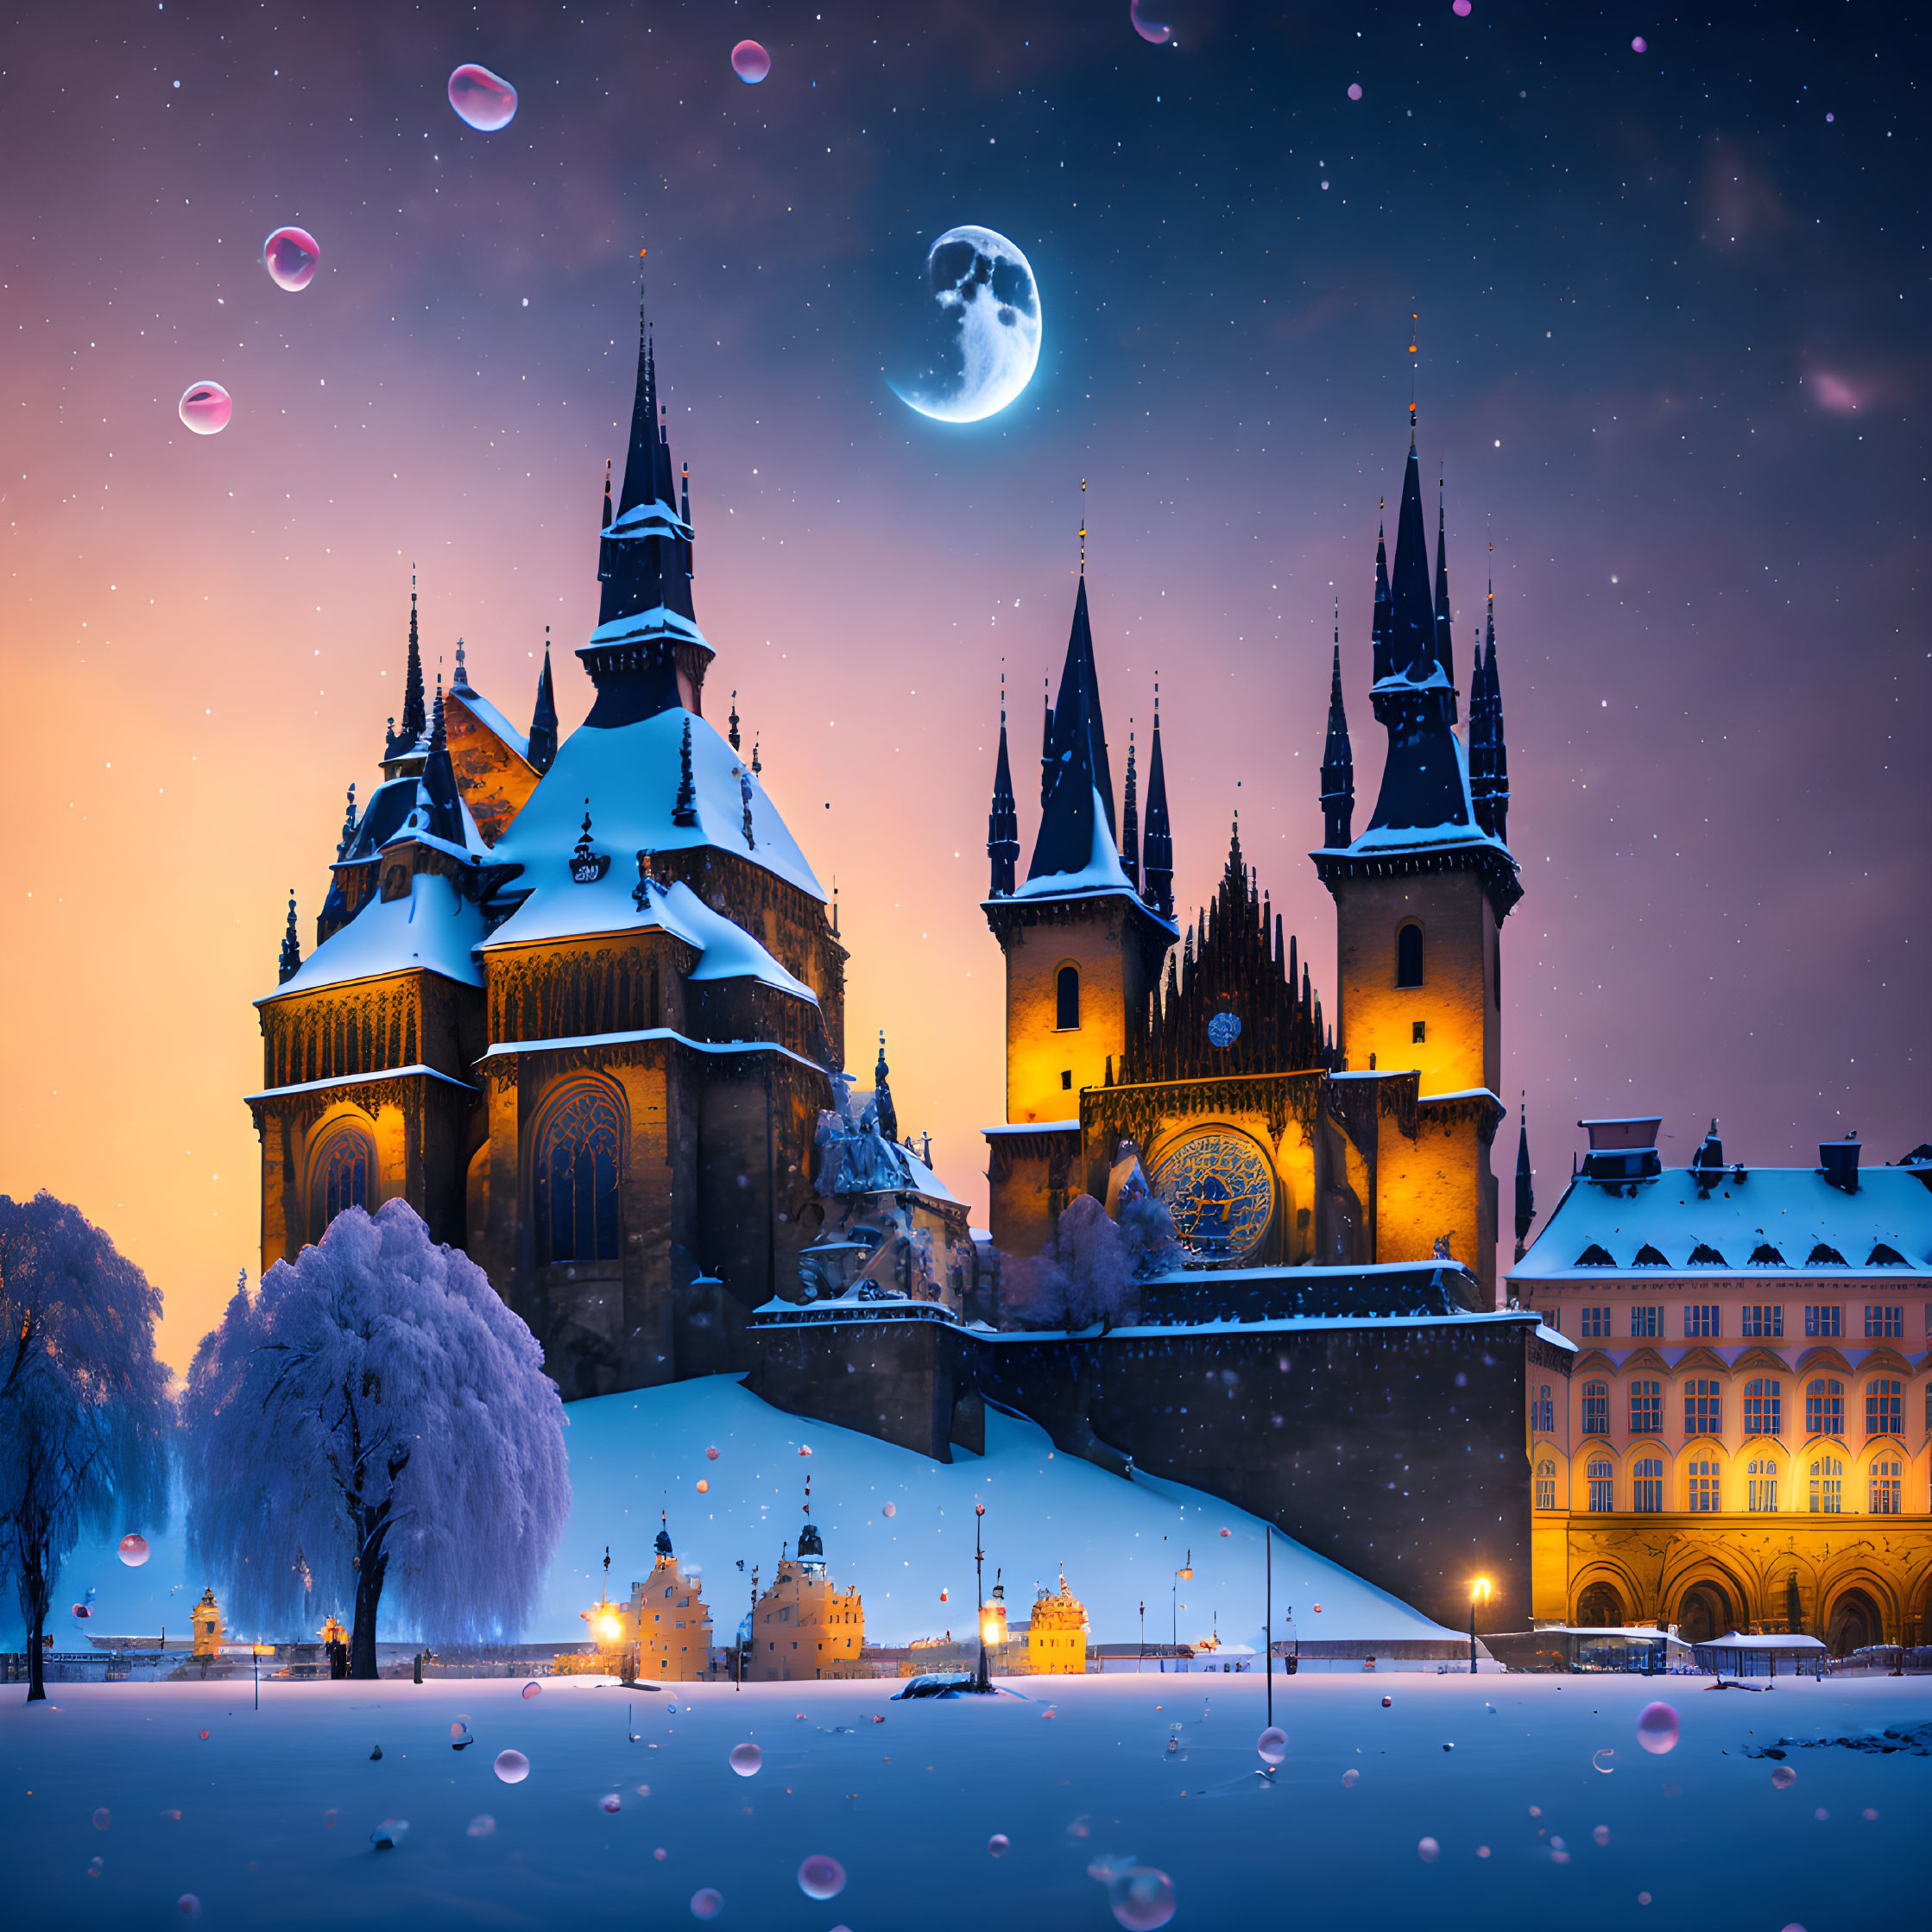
[[1542, 1454, 1909, 1516], [1556, 1377, 1915, 1442], [1562, 1304, 1907, 1340]]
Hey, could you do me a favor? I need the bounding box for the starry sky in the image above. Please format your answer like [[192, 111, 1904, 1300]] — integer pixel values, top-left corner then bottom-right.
[[3, 1, 1923, 1372]]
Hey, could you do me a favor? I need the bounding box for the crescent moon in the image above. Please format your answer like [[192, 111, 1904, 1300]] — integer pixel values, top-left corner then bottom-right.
[[894, 225, 1042, 424]]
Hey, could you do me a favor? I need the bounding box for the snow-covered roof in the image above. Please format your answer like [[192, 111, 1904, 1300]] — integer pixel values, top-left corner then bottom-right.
[[380, 788, 492, 865], [1007, 786, 1171, 926], [478, 1026, 825, 1074], [450, 685, 531, 761], [489, 704, 825, 904], [584, 603, 710, 653], [1699, 1632, 1827, 1651], [1318, 731, 1513, 862], [1511, 1164, 1932, 1281], [604, 500, 692, 543], [982, 1120, 1080, 1136], [244, 1064, 478, 1102], [259, 874, 486, 1004], [984, 1309, 1555, 1342], [483, 870, 815, 1001]]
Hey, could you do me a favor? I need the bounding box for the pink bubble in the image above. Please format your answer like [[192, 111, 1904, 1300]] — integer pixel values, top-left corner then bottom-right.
[[1771, 1765, 1796, 1790], [448, 63, 517, 131], [521, 1680, 542, 1699], [1256, 1727, 1286, 1766], [1476, 1845, 1491, 1858], [179, 382, 232, 437], [654, 1847, 668, 1861], [706, 1445, 720, 1460], [263, 226, 319, 293], [1108, 1867, 1176, 1930], [1342, 1769, 1360, 1788], [1779, 1925, 1806, 1932], [1348, 83, 1364, 101], [1454, 0, 1473, 13], [493, 1750, 529, 1784], [729, 1742, 761, 1777], [599, 1792, 622, 1814], [691, 1890, 723, 1920], [1635, 1702, 1679, 1754], [92, 1808, 110, 1830], [1130, 1, 1172, 46], [1638, 1894, 1652, 1907], [1863, 1808, 1878, 1822], [177, 1898, 202, 1921], [117, 1533, 150, 1567], [1218, 1527, 1231, 1537], [467, 1815, 496, 1837], [798, 1855, 846, 1900], [988, 1834, 1010, 1857], [1631, 35, 1648, 54], [882, 1502, 896, 1518], [1813, 1809, 1828, 1822], [1417, 1837, 1440, 1863], [1594, 1825, 1610, 1847], [731, 41, 770, 84]]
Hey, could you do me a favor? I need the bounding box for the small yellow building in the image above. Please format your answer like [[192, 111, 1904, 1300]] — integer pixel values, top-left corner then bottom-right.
[[751, 1518, 864, 1681], [191, 1588, 224, 1658], [626, 1519, 713, 1681], [1026, 1571, 1088, 1676]]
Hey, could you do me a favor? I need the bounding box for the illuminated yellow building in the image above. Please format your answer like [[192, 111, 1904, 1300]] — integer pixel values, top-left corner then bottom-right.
[[622, 1518, 713, 1681], [191, 1588, 224, 1658], [750, 1516, 864, 1681], [1026, 1571, 1088, 1676], [982, 431, 1519, 1301], [1514, 1121, 1932, 1652]]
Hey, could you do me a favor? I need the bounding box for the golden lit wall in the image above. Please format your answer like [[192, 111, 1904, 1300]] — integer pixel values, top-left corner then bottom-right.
[[1001, 907, 1137, 1125], [628, 1556, 713, 1681]]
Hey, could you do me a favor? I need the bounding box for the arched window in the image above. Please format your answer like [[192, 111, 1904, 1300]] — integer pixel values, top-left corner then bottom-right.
[[534, 1078, 624, 1265], [1629, 1380, 1663, 1437], [1866, 1379, 1903, 1438], [1683, 1379, 1721, 1436], [1804, 1379, 1844, 1439], [1869, 1458, 1902, 1515], [1743, 1379, 1782, 1436], [1808, 1455, 1842, 1515], [1632, 1457, 1664, 1512], [1576, 1580, 1624, 1626], [1395, 921, 1424, 988], [1586, 1459, 1613, 1512], [1747, 1457, 1778, 1512], [1055, 964, 1081, 1032], [310, 1120, 376, 1235], [1686, 1460, 1720, 1512], [1531, 1384, 1555, 1434], [1581, 1381, 1609, 1436], [1536, 1460, 1556, 1511]]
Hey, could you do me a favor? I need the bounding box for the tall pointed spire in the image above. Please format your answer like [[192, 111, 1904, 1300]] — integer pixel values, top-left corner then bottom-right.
[[1141, 680, 1173, 919], [278, 891, 302, 984], [986, 672, 1020, 897], [1318, 600, 1354, 849], [334, 782, 358, 862], [1121, 727, 1141, 892], [1027, 563, 1121, 883], [1370, 507, 1392, 689], [1386, 440, 1438, 685], [385, 570, 428, 760], [874, 1032, 898, 1144], [1433, 474, 1457, 718], [1039, 676, 1052, 809], [1485, 578, 1510, 848], [1513, 1097, 1535, 1260], [527, 627, 559, 774]]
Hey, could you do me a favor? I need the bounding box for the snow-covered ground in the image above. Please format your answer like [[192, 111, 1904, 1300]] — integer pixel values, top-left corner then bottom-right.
[[19, 1375, 1462, 1652], [2, 1671, 1919, 1928]]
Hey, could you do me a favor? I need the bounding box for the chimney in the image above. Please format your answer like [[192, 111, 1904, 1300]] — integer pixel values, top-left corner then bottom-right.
[[1818, 1137, 1861, 1195]]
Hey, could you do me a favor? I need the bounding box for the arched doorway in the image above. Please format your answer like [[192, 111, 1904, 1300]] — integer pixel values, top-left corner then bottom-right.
[[1576, 1581, 1625, 1627], [1825, 1588, 1884, 1657], [1675, 1581, 1733, 1645]]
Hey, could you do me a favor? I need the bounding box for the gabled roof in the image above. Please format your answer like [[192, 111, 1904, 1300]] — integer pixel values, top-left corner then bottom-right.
[[260, 873, 486, 1003]]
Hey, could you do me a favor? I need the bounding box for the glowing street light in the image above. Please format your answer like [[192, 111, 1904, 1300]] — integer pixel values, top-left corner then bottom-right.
[[1469, 1575, 1492, 1675]]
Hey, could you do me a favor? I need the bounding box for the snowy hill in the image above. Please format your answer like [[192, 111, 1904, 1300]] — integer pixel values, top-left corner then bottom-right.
[[12, 1374, 1459, 1652]]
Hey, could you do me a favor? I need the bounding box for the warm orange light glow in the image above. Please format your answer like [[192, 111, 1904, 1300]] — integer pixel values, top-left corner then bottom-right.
[[1471, 1576, 1492, 1606], [981, 1614, 1001, 1645], [1178, 1567, 1193, 1582], [598, 1614, 623, 1642]]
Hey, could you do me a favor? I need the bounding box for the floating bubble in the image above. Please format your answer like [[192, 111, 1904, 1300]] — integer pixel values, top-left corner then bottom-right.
[[798, 1855, 846, 1900], [1453, 0, 1472, 12], [1529, 1806, 1542, 1818], [1130, 1, 1172, 47], [697, 1479, 710, 1493], [1256, 1727, 1286, 1766], [654, 1847, 668, 1861], [730, 40, 770, 83], [494, 1750, 530, 1784], [93, 1808, 110, 1830], [1771, 1765, 1796, 1790], [1635, 1702, 1679, 1754], [1218, 1527, 1231, 1537], [799, 1445, 812, 1456], [87, 1855, 104, 1877], [691, 1889, 724, 1920], [521, 1680, 542, 1699], [1347, 83, 1363, 100], [1476, 1845, 1491, 1858], [1593, 1747, 1616, 1773], [1813, 1808, 1828, 1822], [988, 1834, 1010, 1857], [1594, 1825, 1611, 1847], [370, 1817, 408, 1850], [882, 1503, 896, 1518], [600, 1792, 622, 1814], [117, 1533, 151, 1567], [1342, 1769, 1360, 1788], [451, 1717, 473, 1742], [1780, 1925, 1806, 1932], [1417, 1837, 1440, 1862], [1638, 1894, 1652, 1907], [1631, 35, 1647, 53], [706, 1446, 720, 1461], [729, 1742, 761, 1777], [467, 1815, 496, 1837], [199, 1730, 210, 1740], [178, 382, 232, 435], [1107, 1866, 1176, 1930], [177, 1897, 202, 1920], [161, 1809, 182, 1822], [263, 226, 319, 292], [636, 1784, 652, 1797], [448, 63, 517, 130], [1381, 1695, 1392, 1708], [1862, 1808, 1878, 1822]]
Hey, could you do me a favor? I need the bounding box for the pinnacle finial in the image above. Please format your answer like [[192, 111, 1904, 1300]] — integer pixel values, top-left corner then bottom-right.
[[1078, 477, 1087, 575]]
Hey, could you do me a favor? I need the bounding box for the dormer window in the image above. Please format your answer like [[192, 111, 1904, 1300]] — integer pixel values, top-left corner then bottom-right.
[[1687, 1242, 1727, 1266], [1748, 1243, 1787, 1266], [1632, 1244, 1668, 1266], [1807, 1242, 1847, 1266], [1575, 1243, 1615, 1266]]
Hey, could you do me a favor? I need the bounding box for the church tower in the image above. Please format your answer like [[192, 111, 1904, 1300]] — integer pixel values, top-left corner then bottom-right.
[[982, 560, 1178, 1254], [1311, 416, 1521, 1297]]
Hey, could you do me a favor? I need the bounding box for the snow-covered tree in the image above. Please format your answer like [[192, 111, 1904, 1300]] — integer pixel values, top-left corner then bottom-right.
[[0, 1194, 171, 1703], [181, 1200, 569, 1678], [1116, 1190, 1184, 1279], [1006, 1195, 1140, 1334]]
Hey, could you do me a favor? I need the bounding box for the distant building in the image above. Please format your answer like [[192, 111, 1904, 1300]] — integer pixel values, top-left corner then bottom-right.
[[624, 1518, 712, 1681], [750, 1517, 864, 1681], [1026, 1571, 1088, 1676], [191, 1588, 224, 1659], [1512, 1121, 1932, 1653]]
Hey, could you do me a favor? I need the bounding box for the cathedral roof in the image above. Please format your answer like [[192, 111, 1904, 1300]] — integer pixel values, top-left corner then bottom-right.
[[259, 872, 486, 1003]]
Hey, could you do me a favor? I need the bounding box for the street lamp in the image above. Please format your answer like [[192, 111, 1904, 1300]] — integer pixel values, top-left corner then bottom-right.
[[1172, 1550, 1192, 1658], [973, 1504, 989, 1691], [1469, 1576, 1492, 1675]]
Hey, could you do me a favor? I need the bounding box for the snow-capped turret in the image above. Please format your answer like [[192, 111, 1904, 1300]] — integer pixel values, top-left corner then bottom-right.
[[986, 678, 1020, 897], [382, 571, 428, 768], [1433, 477, 1457, 720], [1514, 1100, 1535, 1259], [1140, 686, 1173, 919], [527, 630, 559, 776], [1318, 603, 1354, 850], [1121, 729, 1140, 893], [278, 891, 301, 984]]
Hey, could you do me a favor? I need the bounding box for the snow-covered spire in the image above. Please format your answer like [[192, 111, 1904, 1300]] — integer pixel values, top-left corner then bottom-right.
[[1433, 474, 1457, 720], [986, 672, 1020, 897], [527, 628, 559, 775], [334, 782, 358, 862], [1121, 726, 1140, 893], [278, 891, 301, 984], [1513, 1097, 1535, 1260], [671, 717, 698, 827], [1318, 600, 1354, 849], [874, 1032, 898, 1145], [1141, 681, 1173, 919], [1027, 574, 1119, 883], [1370, 507, 1392, 689], [384, 570, 428, 761]]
